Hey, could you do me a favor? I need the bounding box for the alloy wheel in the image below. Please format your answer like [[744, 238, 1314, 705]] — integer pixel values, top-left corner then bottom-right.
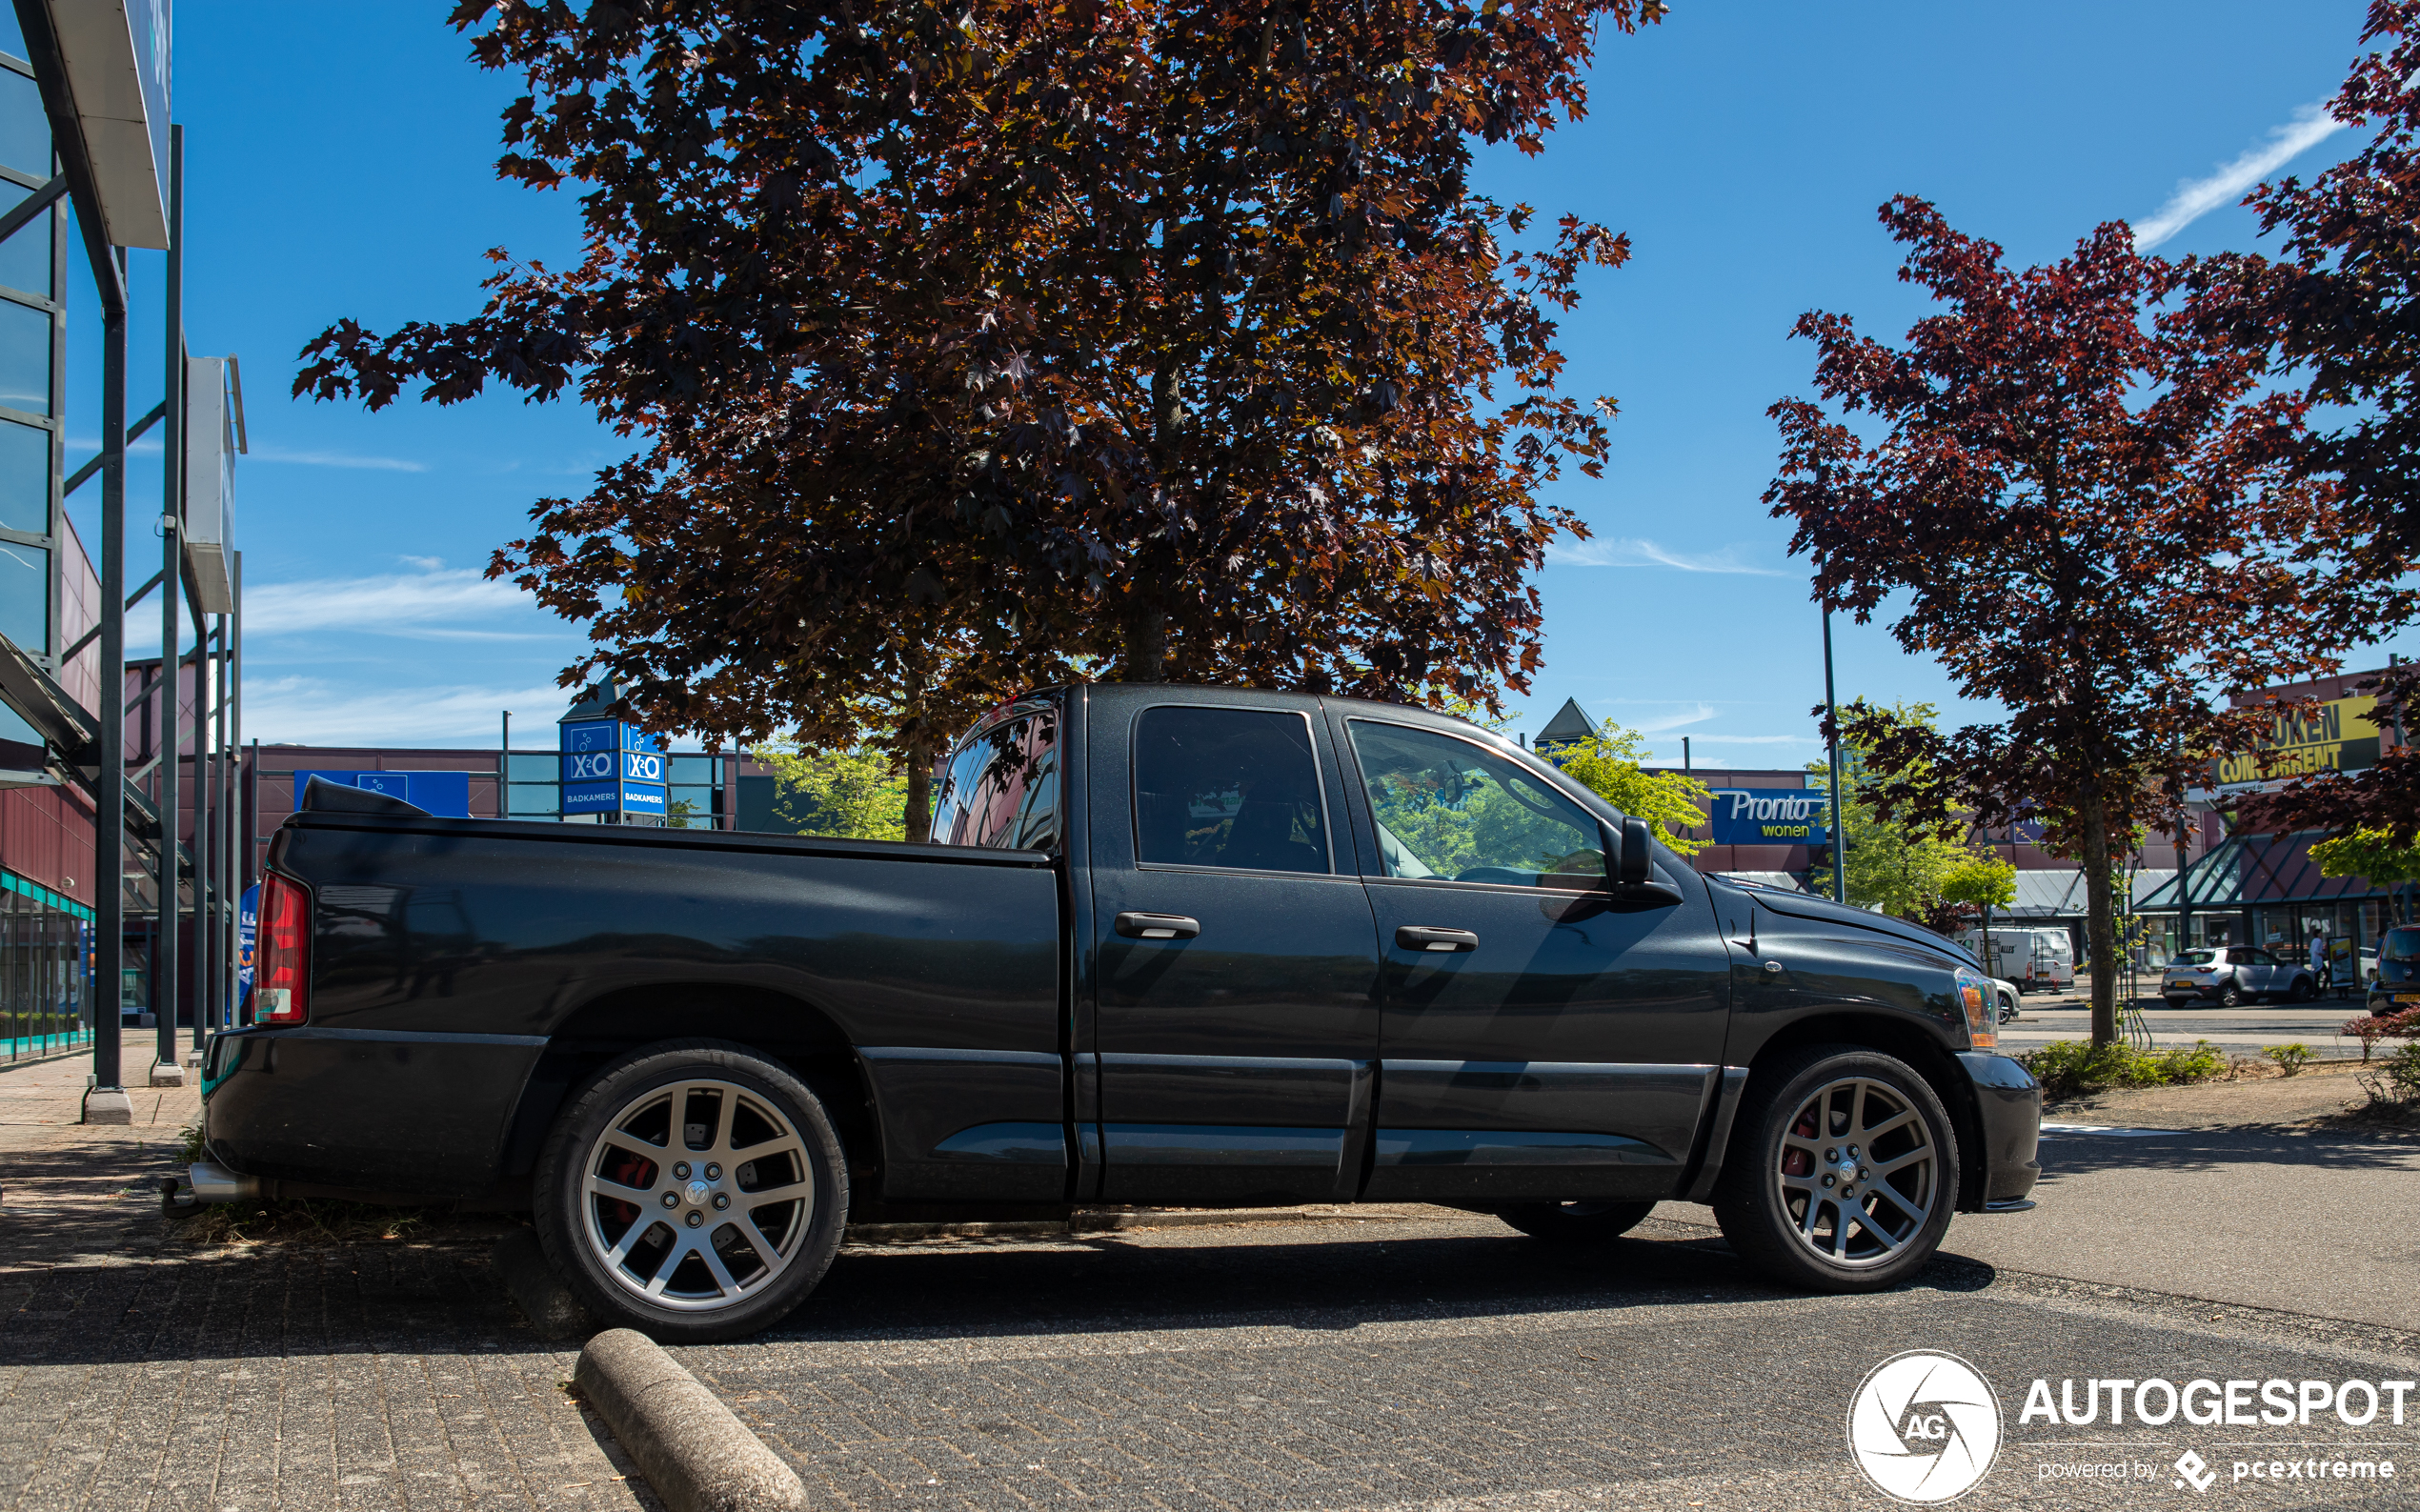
[[1772, 1076, 1938, 1269], [577, 1077, 815, 1313]]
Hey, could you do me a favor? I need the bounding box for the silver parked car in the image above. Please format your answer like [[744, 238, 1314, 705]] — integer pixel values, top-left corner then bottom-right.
[[2162, 946, 2317, 1006]]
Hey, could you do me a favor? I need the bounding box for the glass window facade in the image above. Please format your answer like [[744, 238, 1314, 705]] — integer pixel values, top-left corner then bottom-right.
[[0, 538, 43, 652], [0, 69, 45, 180], [0, 293, 45, 415], [0, 873, 91, 1062], [506, 750, 724, 827], [0, 413, 42, 534], [0, 178, 49, 298]]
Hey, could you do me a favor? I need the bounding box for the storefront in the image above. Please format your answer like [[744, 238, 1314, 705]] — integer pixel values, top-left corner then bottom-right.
[[2135, 829, 2394, 986]]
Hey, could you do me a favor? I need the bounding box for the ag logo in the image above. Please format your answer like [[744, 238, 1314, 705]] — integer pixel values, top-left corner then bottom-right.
[[1846, 1350, 2003, 1503]]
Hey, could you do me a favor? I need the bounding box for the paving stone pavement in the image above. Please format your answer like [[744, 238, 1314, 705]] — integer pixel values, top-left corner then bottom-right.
[[679, 1218, 2420, 1512], [0, 1053, 659, 1511]]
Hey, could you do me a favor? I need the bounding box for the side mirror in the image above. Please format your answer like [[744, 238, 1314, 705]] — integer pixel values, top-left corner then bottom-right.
[[1619, 816, 1652, 886]]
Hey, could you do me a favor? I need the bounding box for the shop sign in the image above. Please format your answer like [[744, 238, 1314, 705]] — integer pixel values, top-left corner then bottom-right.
[[1706, 788, 1830, 845], [2212, 696, 2383, 787], [560, 718, 668, 817]]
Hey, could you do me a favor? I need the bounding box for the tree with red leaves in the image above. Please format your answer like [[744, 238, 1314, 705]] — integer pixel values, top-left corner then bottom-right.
[[2188, 1, 2420, 847], [293, 0, 1657, 830], [1768, 197, 2397, 1046]]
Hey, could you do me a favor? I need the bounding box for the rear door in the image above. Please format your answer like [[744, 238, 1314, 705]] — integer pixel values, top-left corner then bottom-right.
[[1085, 694, 1382, 1204], [1334, 715, 1732, 1203]]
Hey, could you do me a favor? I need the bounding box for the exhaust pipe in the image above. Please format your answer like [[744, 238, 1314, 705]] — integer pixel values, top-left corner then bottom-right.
[[185, 1159, 260, 1203]]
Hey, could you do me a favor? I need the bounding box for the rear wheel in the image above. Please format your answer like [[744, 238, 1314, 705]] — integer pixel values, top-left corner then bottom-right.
[[2289, 975, 2317, 1003], [1493, 1200, 1656, 1242], [534, 1039, 849, 1342], [1712, 1045, 1958, 1293]]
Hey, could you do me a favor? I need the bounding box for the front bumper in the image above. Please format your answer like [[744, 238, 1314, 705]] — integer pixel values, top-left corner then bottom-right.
[[1954, 1051, 2041, 1209]]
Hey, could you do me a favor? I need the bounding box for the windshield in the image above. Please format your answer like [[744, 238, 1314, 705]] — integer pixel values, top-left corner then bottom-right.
[[2383, 927, 2420, 963], [2171, 950, 2218, 966]]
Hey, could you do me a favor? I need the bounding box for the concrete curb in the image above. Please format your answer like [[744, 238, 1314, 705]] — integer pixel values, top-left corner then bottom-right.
[[492, 1229, 599, 1341], [575, 1328, 806, 1512]]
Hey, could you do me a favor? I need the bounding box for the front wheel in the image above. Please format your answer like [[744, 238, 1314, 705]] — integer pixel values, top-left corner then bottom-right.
[[1712, 1046, 1958, 1293], [534, 1039, 850, 1342], [1493, 1200, 1655, 1242], [2216, 982, 2243, 1007]]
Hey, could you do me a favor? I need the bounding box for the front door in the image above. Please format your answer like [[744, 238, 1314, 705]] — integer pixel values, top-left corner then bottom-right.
[[1089, 698, 1382, 1204], [1336, 716, 1733, 1202]]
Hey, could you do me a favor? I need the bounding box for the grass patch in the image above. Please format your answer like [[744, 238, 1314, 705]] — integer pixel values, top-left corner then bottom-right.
[[2020, 1038, 2228, 1100], [173, 1119, 206, 1165]]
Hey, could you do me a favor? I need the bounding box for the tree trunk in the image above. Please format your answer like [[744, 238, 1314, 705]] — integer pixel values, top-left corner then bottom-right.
[[1121, 604, 1167, 682], [2077, 788, 2119, 1046], [903, 741, 934, 841]]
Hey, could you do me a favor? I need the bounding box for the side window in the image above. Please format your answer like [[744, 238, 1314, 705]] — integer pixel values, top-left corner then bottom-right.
[[929, 705, 1059, 850], [1133, 707, 1329, 875], [1348, 721, 1605, 887]]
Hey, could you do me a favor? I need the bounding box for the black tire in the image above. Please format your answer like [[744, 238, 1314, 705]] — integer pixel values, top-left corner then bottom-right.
[[1493, 1200, 1656, 1242], [2217, 982, 2242, 1007], [1712, 1044, 1959, 1294], [2289, 975, 2317, 1003], [534, 1038, 849, 1343]]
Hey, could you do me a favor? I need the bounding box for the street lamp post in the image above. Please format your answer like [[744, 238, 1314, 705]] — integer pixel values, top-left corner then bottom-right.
[[1816, 459, 1848, 907], [1824, 601, 1847, 907]]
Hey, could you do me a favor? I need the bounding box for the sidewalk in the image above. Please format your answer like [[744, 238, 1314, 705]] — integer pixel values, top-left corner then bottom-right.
[[0, 1051, 658, 1510]]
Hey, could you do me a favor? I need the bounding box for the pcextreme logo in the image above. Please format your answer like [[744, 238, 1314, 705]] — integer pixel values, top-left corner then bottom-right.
[[1846, 1350, 2004, 1503]]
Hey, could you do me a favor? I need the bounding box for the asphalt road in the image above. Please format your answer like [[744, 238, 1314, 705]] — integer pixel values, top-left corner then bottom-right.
[[2001, 1004, 2373, 1058]]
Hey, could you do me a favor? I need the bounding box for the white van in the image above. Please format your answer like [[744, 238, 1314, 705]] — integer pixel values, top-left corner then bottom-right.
[[1960, 927, 2075, 993]]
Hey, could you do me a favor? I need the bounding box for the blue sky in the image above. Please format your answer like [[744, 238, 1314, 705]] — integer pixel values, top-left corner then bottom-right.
[[16, 1, 2412, 756]]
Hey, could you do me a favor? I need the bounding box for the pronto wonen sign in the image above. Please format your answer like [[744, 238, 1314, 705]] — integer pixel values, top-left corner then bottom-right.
[[2212, 696, 2383, 788], [1706, 788, 1830, 845]]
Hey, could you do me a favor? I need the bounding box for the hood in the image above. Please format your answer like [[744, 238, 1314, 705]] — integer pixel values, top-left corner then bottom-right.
[[1712, 878, 1979, 972]]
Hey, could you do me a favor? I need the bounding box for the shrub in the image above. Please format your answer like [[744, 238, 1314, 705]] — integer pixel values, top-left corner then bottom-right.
[[2342, 1008, 2420, 1062], [2263, 1042, 2317, 1076], [2019, 1038, 2227, 1099], [2382, 1042, 2420, 1101]]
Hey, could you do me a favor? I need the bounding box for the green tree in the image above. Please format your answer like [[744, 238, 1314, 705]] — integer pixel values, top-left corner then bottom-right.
[[1940, 852, 2019, 973], [1553, 720, 1711, 857], [2309, 826, 2420, 887], [749, 742, 910, 843], [1809, 703, 1974, 921]]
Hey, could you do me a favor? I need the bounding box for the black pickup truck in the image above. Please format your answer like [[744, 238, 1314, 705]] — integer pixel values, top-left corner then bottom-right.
[[196, 683, 2040, 1340]]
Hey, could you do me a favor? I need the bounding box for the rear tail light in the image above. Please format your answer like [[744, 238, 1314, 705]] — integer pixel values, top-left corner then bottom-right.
[[1954, 967, 1996, 1050], [256, 873, 311, 1025]]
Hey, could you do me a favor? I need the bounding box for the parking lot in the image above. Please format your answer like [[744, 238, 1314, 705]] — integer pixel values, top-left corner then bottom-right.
[[4, 1051, 2417, 1510]]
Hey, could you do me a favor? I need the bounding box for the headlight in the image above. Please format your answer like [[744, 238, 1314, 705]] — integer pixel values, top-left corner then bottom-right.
[[1954, 967, 1996, 1050]]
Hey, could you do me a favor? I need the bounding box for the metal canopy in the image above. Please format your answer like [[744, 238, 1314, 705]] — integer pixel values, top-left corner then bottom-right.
[[2133, 832, 2390, 911], [37, 0, 169, 249]]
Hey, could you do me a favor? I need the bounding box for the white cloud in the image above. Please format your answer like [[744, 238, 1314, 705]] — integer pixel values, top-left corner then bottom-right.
[[1628, 703, 1717, 734], [2133, 100, 2345, 251], [243, 566, 543, 636], [242, 675, 575, 747], [1546, 536, 1792, 576], [399, 554, 445, 571], [247, 445, 428, 473]]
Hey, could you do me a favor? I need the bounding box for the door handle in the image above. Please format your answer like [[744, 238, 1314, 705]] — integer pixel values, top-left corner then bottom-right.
[[1115, 911, 1200, 940], [1397, 925, 1480, 953]]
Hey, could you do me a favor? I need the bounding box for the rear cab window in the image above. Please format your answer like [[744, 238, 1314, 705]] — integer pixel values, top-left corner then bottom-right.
[[929, 700, 1060, 850], [1132, 706, 1330, 875]]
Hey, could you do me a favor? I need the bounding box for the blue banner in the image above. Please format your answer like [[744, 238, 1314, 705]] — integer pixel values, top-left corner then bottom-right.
[[1706, 787, 1830, 845], [295, 770, 472, 817]]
